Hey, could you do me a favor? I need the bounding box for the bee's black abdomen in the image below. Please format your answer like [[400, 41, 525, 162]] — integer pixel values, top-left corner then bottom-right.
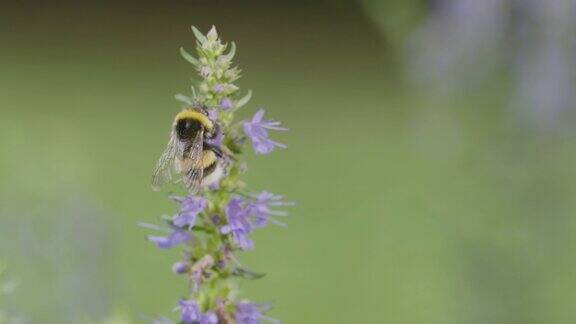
[[203, 160, 218, 176], [176, 118, 202, 141]]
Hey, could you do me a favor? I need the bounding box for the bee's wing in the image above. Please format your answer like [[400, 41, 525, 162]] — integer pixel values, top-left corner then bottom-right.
[[151, 131, 178, 191], [183, 130, 205, 193]]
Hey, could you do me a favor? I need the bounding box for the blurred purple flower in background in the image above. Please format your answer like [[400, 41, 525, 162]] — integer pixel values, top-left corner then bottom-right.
[[511, 0, 576, 130], [243, 109, 287, 155], [0, 194, 113, 322], [403, 0, 576, 131], [407, 0, 507, 94]]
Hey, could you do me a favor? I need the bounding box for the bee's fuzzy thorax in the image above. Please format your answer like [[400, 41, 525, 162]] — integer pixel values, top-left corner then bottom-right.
[[174, 109, 213, 131]]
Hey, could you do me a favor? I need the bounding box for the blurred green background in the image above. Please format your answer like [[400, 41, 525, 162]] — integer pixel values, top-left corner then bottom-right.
[[1, 0, 576, 323]]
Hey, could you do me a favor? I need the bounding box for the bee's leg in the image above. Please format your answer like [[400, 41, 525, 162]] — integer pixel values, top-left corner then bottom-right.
[[205, 123, 221, 140], [204, 142, 224, 158], [204, 123, 224, 158]]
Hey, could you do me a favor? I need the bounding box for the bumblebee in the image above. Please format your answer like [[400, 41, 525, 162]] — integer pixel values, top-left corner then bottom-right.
[[152, 106, 224, 193]]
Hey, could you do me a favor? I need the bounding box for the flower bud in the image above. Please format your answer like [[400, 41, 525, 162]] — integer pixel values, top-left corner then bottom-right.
[[172, 261, 189, 274]]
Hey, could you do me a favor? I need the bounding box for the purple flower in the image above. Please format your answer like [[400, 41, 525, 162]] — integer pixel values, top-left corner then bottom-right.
[[148, 228, 190, 249], [172, 196, 207, 229], [172, 261, 189, 274], [178, 299, 201, 323], [177, 299, 218, 324], [200, 312, 218, 324], [235, 302, 278, 324], [220, 193, 291, 249], [247, 191, 291, 228], [219, 97, 233, 110], [206, 128, 223, 147], [235, 302, 260, 324], [243, 109, 287, 155], [221, 197, 253, 250], [213, 84, 224, 93], [207, 108, 218, 122]]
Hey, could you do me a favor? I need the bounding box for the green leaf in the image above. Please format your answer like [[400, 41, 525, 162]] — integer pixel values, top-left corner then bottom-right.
[[180, 47, 200, 66], [222, 41, 236, 61], [175, 93, 193, 105], [191, 26, 208, 44], [236, 90, 252, 109], [233, 267, 266, 280], [190, 85, 197, 99]]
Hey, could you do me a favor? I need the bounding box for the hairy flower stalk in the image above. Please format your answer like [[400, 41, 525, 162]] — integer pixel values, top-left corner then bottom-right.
[[143, 26, 289, 324]]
